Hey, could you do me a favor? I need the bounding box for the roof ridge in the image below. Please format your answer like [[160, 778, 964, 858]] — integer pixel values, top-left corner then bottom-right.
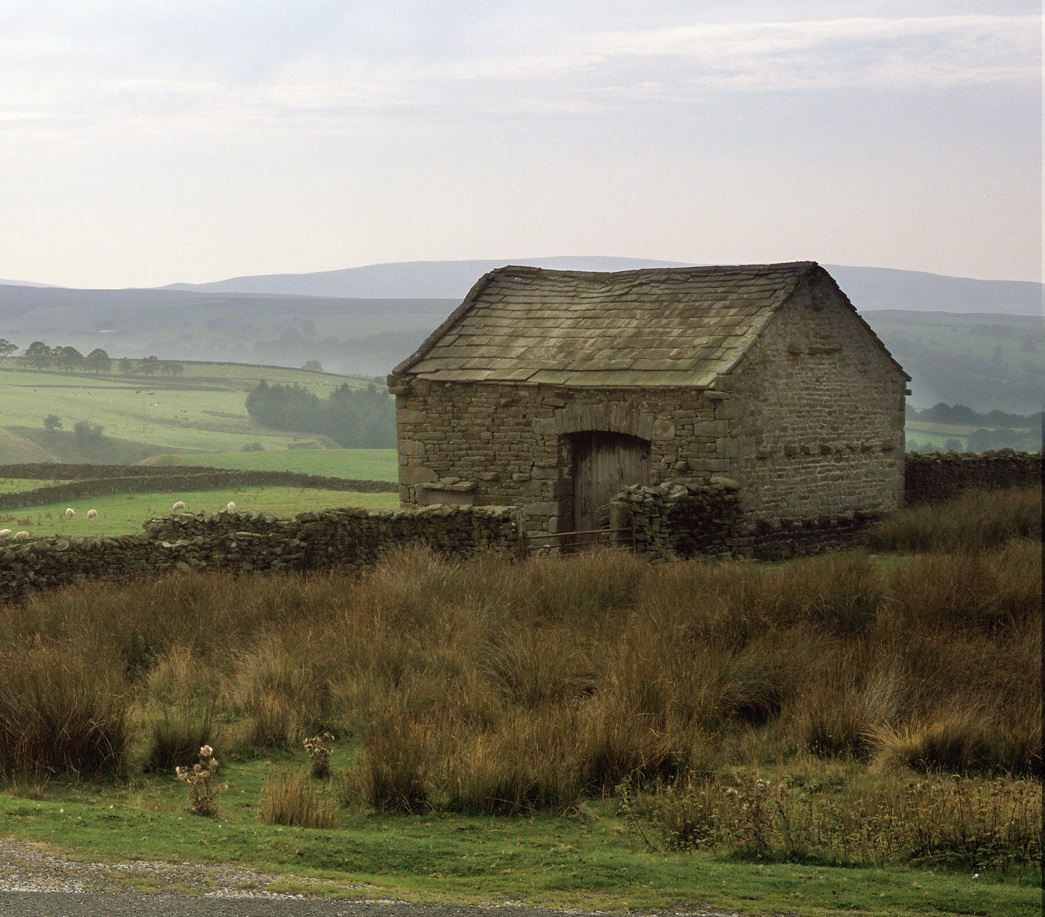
[[387, 261, 872, 389]]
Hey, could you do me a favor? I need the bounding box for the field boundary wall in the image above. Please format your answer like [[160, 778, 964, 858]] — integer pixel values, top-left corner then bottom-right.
[[0, 463, 395, 510], [0, 505, 518, 604], [904, 450, 1042, 505], [2, 453, 1040, 601], [607, 477, 752, 561]]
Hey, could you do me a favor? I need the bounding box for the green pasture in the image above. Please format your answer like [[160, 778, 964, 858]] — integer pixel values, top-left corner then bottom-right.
[[0, 362, 388, 461], [869, 311, 1043, 414], [0, 487, 400, 538], [0, 757, 1037, 917], [145, 448, 398, 481], [0, 477, 66, 494], [906, 422, 968, 451]]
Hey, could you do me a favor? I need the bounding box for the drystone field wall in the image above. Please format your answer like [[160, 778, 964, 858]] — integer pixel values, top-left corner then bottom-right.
[[0, 463, 395, 510], [607, 477, 751, 561], [1, 452, 1039, 603], [0, 505, 518, 604], [904, 450, 1043, 505]]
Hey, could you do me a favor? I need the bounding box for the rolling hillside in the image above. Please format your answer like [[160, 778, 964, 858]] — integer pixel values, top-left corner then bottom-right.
[[1, 259, 1041, 411], [0, 361, 387, 465]]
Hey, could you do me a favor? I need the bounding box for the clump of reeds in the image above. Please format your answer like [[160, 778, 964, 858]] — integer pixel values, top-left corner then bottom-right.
[[0, 638, 131, 779], [866, 484, 1041, 553], [260, 764, 339, 828], [641, 768, 1043, 875]]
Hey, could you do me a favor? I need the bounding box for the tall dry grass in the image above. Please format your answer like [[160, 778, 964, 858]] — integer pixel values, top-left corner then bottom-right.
[[0, 486, 1039, 868]]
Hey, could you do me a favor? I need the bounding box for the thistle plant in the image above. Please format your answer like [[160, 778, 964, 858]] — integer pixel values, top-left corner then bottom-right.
[[303, 731, 335, 778], [175, 744, 226, 816]]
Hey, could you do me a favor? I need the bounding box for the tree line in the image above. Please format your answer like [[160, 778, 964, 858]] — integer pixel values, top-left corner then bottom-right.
[[0, 339, 183, 376], [906, 402, 1043, 453], [245, 381, 395, 448]]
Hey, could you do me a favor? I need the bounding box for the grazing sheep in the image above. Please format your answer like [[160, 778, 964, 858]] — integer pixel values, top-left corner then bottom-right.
[[226, 501, 236, 512], [172, 501, 186, 513], [65, 507, 75, 519], [86, 509, 98, 520], [0, 529, 11, 538], [13, 531, 30, 540]]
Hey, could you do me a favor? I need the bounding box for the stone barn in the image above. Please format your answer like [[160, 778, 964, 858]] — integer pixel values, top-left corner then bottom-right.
[[387, 262, 909, 542]]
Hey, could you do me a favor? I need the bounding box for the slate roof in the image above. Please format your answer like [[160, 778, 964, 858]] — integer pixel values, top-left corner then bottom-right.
[[391, 262, 895, 388]]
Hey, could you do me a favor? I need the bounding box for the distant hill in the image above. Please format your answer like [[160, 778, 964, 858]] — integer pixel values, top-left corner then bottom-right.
[[164, 258, 1042, 316], [163, 257, 691, 299], [0, 259, 1040, 411]]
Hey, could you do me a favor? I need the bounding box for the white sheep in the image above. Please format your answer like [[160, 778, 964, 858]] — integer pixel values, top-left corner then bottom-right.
[[172, 501, 186, 513], [0, 529, 11, 538], [65, 507, 75, 519], [86, 509, 98, 520], [226, 501, 236, 512], [13, 531, 30, 540]]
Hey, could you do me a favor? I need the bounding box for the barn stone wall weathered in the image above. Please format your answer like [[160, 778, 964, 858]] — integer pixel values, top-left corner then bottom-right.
[[393, 286, 907, 536], [729, 283, 906, 527], [392, 380, 724, 534]]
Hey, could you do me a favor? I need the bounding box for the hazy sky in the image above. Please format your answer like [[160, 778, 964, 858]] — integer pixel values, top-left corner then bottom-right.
[[1, 1, 1040, 289]]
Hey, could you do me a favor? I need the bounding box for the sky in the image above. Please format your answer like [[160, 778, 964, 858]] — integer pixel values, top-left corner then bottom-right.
[[0, 1, 1040, 289]]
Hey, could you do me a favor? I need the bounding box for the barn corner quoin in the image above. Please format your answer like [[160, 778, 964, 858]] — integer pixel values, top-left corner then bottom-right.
[[386, 262, 909, 552]]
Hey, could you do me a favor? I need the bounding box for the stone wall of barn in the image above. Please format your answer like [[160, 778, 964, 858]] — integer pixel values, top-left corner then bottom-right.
[[727, 280, 908, 528], [391, 379, 727, 535]]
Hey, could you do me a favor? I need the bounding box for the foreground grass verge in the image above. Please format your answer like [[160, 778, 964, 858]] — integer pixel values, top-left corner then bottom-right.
[[1, 760, 1039, 917]]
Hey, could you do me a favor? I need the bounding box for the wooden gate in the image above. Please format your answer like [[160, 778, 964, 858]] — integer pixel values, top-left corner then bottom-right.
[[571, 431, 651, 534]]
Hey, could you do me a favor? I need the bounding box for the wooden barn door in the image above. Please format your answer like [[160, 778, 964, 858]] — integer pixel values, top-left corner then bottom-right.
[[572, 432, 650, 535]]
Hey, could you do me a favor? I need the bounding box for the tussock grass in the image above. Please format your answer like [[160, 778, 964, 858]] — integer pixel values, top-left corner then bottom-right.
[[866, 484, 1041, 553], [0, 487, 1040, 874], [647, 768, 1042, 873], [0, 640, 130, 779], [260, 764, 339, 828]]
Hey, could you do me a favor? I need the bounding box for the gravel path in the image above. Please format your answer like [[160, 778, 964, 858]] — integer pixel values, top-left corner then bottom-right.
[[0, 838, 749, 917]]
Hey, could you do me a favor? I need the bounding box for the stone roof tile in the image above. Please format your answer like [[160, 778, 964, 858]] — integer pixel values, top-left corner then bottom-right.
[[391, 262, 890, 387]]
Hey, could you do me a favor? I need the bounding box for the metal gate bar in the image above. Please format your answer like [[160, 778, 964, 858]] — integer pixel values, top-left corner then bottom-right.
[[523, 523, 635, 554]]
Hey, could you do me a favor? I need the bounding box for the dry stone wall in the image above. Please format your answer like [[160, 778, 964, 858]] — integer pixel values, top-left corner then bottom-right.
[[0, 505, 518, 605], [0, 463, 394, 511], [905, 450, 1043, 505], [4, 452, 1038, 604], [607, 477, 751, 561]]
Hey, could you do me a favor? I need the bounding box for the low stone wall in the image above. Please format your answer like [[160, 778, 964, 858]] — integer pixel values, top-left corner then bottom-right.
[[0, 505, 519, 604], [0, 463, 395, 510], [607, 477, 752, 562], [750, 514, 882, 560], [905, 450, 1043, 505]]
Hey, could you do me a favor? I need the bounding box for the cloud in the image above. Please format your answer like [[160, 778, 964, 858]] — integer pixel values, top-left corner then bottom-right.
[[454, 15, 1041, 99], [0, 9, 1037, 136]]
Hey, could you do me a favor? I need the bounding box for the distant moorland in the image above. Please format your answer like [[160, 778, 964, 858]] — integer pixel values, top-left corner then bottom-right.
[[1, 259, 1041, 411]]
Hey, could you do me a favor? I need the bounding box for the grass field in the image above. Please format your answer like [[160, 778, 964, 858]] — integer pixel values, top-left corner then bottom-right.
[[144, 448, 398, 480], [0, 361, 388, 462], [0, 487, 400, 537], [870, 311, 1043, 414]]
